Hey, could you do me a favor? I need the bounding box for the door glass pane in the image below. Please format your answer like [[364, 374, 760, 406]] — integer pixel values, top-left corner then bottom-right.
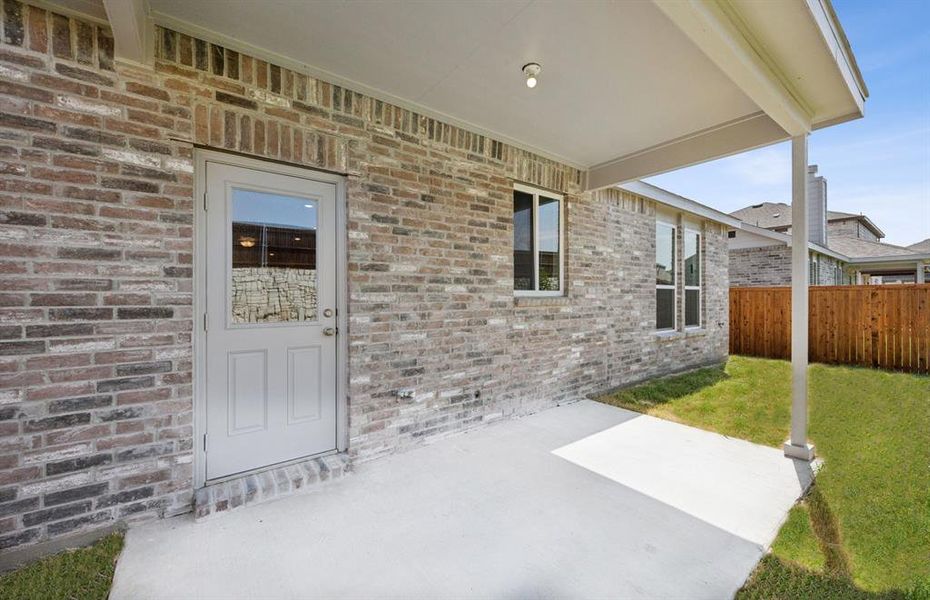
[[231, 188, 318, 323], [538, 196, 560, 291], [513, 190, 534, 291]]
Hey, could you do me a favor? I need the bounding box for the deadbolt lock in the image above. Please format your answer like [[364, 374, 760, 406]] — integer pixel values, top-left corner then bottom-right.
[[323, 308, 334, 318]]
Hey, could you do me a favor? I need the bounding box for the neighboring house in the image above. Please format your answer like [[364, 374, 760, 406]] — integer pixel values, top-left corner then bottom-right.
[[728, 166, 930, 286], [909, 238, 930, 254], [0, 1, 865, 556]]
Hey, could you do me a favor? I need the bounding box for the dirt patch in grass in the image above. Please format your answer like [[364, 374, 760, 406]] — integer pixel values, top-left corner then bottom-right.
[[737, 555, 919, 600], [0, 532, 123, 600]]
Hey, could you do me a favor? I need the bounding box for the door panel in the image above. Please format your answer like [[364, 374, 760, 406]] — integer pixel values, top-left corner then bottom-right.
[[287, 346, 322, 423], [205, 161, 337, 481], [227, 350, 268, 435]]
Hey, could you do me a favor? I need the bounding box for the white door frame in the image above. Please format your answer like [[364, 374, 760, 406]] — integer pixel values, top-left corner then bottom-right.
[[193, 149, 349, 489]]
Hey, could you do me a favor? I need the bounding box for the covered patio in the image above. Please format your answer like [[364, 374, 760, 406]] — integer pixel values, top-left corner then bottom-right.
[[111, 400, 813, 599], [120, 0, 868, 464], [0, 0, 868, 576]]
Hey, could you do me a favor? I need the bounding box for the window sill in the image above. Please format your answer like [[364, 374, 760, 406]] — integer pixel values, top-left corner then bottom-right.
[[654, 327, 707, 342], [514, 295, 571, 307], [653, 330, 683, 342]]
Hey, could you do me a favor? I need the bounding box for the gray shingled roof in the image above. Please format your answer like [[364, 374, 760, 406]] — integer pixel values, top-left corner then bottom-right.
[[729, 202, 792, 228], [826, 236, 915, 258], [908, 238, 930, 253], [730, 202, 884, 237]]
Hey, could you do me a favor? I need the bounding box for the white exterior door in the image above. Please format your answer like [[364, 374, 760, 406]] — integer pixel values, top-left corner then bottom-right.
[[204, 161, 337, 481]]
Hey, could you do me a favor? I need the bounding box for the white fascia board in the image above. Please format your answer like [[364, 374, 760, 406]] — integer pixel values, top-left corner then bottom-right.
[[805, 0, 868, 109], [807, 242, 848, 263], [587, 112, 788, 190], [653, 0, 812, 137], [619, 181, 742, 228], [846, 253, 930, 266], [738, 222, 792, 243]]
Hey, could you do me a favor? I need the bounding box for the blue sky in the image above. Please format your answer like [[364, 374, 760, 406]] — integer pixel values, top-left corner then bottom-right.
[[646, 0, 930, 248]]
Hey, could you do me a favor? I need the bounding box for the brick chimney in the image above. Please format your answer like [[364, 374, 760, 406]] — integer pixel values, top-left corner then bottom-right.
[[807, 165, 827, 246]]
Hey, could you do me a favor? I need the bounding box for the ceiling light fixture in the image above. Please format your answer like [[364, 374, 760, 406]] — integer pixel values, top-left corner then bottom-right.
[[239, 237, 256, 248], [522, 63, 541, 89]]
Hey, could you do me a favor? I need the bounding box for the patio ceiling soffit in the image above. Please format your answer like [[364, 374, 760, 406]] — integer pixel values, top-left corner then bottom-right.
[[104, 0, 848, 196], [588, 0, 815, 191]]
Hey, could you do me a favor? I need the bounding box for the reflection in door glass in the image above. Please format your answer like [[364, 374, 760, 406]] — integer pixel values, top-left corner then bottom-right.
[[231, 189, 318, 323]]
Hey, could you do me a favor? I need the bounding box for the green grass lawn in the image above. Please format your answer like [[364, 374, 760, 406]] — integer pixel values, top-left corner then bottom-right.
[[599, 356, 930, 598], [0, 533, 123, 600]]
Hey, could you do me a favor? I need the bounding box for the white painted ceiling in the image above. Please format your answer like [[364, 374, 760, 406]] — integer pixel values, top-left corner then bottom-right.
[[146, 0, 761, 168]]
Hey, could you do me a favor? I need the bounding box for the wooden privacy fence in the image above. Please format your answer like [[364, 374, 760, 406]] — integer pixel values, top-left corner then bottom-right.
[[729, 284, 930, 374]]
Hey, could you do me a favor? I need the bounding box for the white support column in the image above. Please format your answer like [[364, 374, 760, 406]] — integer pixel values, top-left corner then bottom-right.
[[102, 0, 151, 66], [785, 135, 815, 461]]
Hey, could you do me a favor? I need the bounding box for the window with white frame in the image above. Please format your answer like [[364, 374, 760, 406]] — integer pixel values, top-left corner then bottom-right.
[[684, 229, 701, 328], [513, 185, 563, 294], [809, 255, 819, 285], [656, 222, 676, 330]]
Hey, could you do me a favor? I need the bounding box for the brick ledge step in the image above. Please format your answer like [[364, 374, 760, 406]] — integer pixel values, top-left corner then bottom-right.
[[193, 454, 352, 521]]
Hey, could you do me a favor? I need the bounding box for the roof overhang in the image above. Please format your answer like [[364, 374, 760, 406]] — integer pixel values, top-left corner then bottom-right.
[[63, 0, 867, 190], [846, 253, 930, 267], [728, 223, 848, 262], [620, 181, 742, 228]]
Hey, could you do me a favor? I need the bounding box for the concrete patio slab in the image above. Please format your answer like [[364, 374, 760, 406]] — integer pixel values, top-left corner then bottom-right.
[[111, 400, 810, 599], [552, 414, 812, 546]]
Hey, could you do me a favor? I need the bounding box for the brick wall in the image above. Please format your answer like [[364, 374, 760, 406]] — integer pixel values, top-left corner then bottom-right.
[[813, 252, 846, 286], [828, 218, 879, 242], [0, 3, 728, 551], [730, 245, 847, 287]]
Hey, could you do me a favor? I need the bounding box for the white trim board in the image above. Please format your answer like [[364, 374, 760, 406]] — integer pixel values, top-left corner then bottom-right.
[[620, 180, 742, 228]]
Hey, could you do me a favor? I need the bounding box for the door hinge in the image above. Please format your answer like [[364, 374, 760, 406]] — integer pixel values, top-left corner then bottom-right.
[[203, 313, 208, 332], [203, 192, 208, 211], [203, 434, 207, 451]]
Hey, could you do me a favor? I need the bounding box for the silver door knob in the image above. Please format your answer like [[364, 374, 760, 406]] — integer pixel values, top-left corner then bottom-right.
[[323, 327, 336, 336]]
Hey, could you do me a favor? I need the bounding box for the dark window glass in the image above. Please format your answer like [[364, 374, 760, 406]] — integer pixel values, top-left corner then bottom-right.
[[656, 224, 675, 286], [656, 288, 675, 330], [538, 196, 560, 291], [684, 232, 700, 287], [513, 190, 534, 291], [685, 289, 700, 328]]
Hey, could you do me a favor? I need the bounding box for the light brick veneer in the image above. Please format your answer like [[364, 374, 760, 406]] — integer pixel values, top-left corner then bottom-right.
[[828, 218, 879, 242], [0, 3, 728, 551], [730, 245, 846, 287]]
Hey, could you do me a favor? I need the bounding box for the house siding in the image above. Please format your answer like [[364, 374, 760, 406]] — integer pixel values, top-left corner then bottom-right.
[[0, 5, 728, 551], [730, 245, 846, 287], [828, 218, 879, 242]]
